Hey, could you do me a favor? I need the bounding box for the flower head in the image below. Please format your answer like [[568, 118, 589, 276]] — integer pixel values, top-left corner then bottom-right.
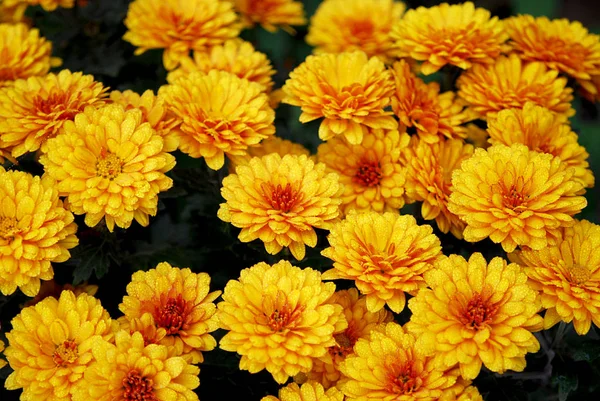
[[391, 60, 472, 143], [457, 54, 574, 119], [229, 0, 306, 33], [0, 339, 6, 369], [123, 0, 241, 70], [307, 0, 406, 63], [262, 381, 344, 401], [504, 15, 600, 97], [73, 331, 199, 401], [0, 168, 78, 297], [339, 322, 460, 400], [0, 70, 108, 157], [4, 291, 117, 401], [10, 0, 75, 12], [407, 253, 543, 379], [317, 127, 409, 214], [0, 23, 60, 86], [228, 135, 311, 173], [160, 70, 275, 170], [487, 103, 594, 188], [322, 211, 443, 313], [448, 143, 587, 252], [0, 2, 27, 23], [391, 2, 509, 75], [119, 262, 221, 364], [167, 39, 276, 93], [39, 104, 175, 232], [282, 51, 396, 145], [218, 260, 347, 384], [403, 138, 474, 238], [510, 219, 600, 335], [218, 154, 342, 260]]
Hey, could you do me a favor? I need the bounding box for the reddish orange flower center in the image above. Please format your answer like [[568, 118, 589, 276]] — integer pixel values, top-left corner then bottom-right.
[[33, 91, 80, 121], [123, 370, 157, 401], [502, 184, 528, 209], [154, 294, 187, 335], [330, 324, 359, 358], [349, 19, 375, 40], [263, 183, 298, 212], [266, 303, 303, 332], [388, 361, 421, 395], [0, 216, 19, 239], [96, 147, 123, 180], [353, 160, 382, 187], [461, 293, 497, 330], [53, 340, 78, 366]]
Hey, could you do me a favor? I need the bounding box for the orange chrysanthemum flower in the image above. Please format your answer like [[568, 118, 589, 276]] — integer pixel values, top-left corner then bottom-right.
[[4, 291, 117, 401], [306, 0, 406, 63], [510, 220, 600, 335], [73, 331, 199, 401], [457, 54, 575, 119], [39, 104, 175, 231], [0, 70, 108, 157], [391, 60, 472, 143], [339, 322, 460, 400], [0, 168, 78, 297], [119, 262, 221, 364], [110, 89, 179, 152], [504, 15, 600, 98], [448, 143, 588, 252], [4, 0, 74, 12], [228, 135, 311, 173], [317, 127, 409, 214], [167, 39, 276, 93], [123, 0, 241, 70], [24, 280, 97, 307], [160, 70, 275, 170], [262, 381, 344, 401], [0, 2, 27, 23], [390, 2, 509, 75], [407, 253, 543, 379], [218, 154, 342, 260], [0, 23, 60, 86], [487, 103, 594, 188], [306, 288, 392, 388], [282, 51, 396, 145], [218, 260, 347, 384], [403, 137, 474, 238], [228, 0, 306, 33], [322, 211, 443, 313]]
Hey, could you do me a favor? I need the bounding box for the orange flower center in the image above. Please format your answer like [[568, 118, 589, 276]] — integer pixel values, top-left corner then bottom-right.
[[461, 294, 497, 330], [53, 340, 78, 366], [96, 148, 123, 180], [123, 370, 157, 401], [502, 184, 528, 208], [388, 361, 421, 394], [33, 91, 80, 121], [263, 183, 298, 212], [330, 324, 359, 358], [0, 216, 19, 239], [154, 294, 187, 335], [349, 19, 375, 40], [567, 264, 591, 285], [354, 160, 382, 187], [0, 67, 17, 82]]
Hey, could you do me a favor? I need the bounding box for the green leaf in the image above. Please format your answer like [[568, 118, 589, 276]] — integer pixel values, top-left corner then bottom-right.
[[571, 340, 600, 363], [512, 0, 559, 17], [553, 374, 579, 401], [71, 244, 111, 284]]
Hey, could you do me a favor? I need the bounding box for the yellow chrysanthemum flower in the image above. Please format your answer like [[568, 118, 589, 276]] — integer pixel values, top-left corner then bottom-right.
[[339, 322, 460, 400], [123, 0, 241, 70], [218, 154, 342, 260], [457, 54, 574, 119], [167, 39, 276, 93], [403, 137, 474, 238], [510, 220, 600, 335], [4, 291, 117, 401], [73, 331, 199, 401], [0, 70, 108, 157], [4, 0, 74, 12], [282, 51, 396, 145], [322, 211, 443, 313], [317, 127, 409, 214], [0, 339, 6, 369], [160, 70, 275, 170], [0, 1, 27, 23], [306, 288, 392, 388], [487, 103, 594, 188], [119, 262, 221, 364], [218, 260, 347, 384], [228, 135, 311, 173], [306, 0, 405, 63], [390, 1, 509, 75], [504, 15, 600, 98], [407, 253, 543, 379], [0, 168, 78, 297], [39, 104, 175, 232], [109, 89, 179, 152], [262, 381, 344, 401], [448, 143, 588, 252], [391, 60, 472, 143], [24, 280, 97, 307], [117, 313, 168, 349], [228, 0, 306, 33], [0, 23, 60, 86]]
